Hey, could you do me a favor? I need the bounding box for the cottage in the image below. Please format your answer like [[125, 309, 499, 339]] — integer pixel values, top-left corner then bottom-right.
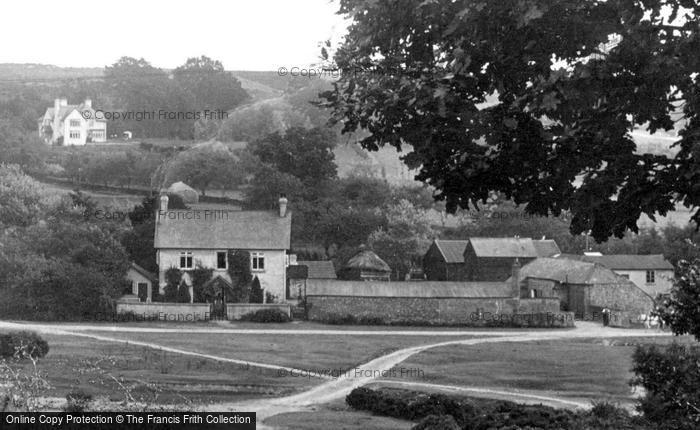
[[340, 247, 391, 281], [39, 98, 107, 145], [557, 254, 674, 298], [515, 257, 655, 318], [153, 194, 292, 302], [124, 262, 157, 302]]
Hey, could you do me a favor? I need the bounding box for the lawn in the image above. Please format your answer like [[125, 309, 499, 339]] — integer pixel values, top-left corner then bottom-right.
[[2, 333, 319, 406], [382, 336, 696, 406]]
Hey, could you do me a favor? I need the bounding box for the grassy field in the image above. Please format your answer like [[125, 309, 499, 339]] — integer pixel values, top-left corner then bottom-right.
[[4, 333, 319, 406], [382, 336, 696, 406]]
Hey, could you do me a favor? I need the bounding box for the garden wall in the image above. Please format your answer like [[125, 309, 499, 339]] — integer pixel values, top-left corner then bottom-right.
[[116, 302, 211, 321], [226, 303, 291, 320]]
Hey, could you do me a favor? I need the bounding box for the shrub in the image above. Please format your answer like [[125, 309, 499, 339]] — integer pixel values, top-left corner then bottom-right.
[[265, 291, 277, 304], [249, 276, 263, 303], [0, 331, 49, 359], [64, 389, 92, 412], [632, 343, 700, 429], [411, 414, 461, 430], [322, 314, 358, 325], [239, 309, 290, 323], [176, 281, 191, 303], [163, 268, 182, 302]]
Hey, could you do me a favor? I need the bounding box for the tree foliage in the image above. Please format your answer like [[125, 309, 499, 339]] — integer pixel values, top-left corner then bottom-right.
[[227, 250, 252, 303], [323, 0, 700, 242], [249, 276, 264, 304]]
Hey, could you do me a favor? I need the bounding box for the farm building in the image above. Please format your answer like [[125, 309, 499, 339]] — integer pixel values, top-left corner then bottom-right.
[[287, 260, 337, 300], [340, 246, 391, 281]]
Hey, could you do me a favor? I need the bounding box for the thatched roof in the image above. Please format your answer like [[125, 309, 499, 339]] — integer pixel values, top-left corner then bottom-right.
[[344, 248, 391, 273], [166, 181, 199, 204]]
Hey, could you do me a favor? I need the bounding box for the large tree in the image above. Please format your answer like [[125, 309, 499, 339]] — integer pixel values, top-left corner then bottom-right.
[[323, 0, 700, 242], [173, 56, 249, 113]]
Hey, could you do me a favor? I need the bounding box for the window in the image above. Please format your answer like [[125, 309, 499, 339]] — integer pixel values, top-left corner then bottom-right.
[[251, 252, 265, 271], [179, 251, 193, 269], [69, 119, 81, 127], [646, 270, 655, 284], [69, 131, 80, 139], [216, 251, 227, 269], [529, 289, 539, 298]]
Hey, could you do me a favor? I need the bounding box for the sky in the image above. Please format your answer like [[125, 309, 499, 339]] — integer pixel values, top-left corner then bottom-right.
[[2, 0, 348, 70]]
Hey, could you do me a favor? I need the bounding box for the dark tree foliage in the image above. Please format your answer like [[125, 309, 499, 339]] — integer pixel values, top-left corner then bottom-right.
[[227, 250, 252, 303], [191, 265, 214, 303], [173, 56, 249, 113], [657, 259, 700, 340], [163, 268, 182, 302], [176, 281, 191, 303], [322, 0, 700, 242]]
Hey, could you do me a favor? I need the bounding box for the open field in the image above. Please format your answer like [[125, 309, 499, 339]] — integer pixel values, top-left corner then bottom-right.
[[381, 335, 696, 407]]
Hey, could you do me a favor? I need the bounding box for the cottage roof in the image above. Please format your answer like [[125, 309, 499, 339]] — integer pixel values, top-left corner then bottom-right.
[[344, 248, 391, 272], [306, 280, 512, 298], [468, 237, 539, 258], [433, 239, 469, 263], [516, 257, 623, 284], [154, 209, 291, 250], [297, 260, 337, 279], [166, 181, 199, 204], [561, 254, 673, 271], [532, 239, 561, 257], [128, 262, 157, 283]]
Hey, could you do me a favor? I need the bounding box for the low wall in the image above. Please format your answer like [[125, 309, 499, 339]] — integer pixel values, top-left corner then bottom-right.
[[226, 303, 291, 320], [306, 296, 572, 327], [116, 302, 211, 321]]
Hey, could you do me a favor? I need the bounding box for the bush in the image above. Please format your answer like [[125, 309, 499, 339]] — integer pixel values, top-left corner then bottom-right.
[[322, 314, 358, 325], [239, 309, 291, 323], [64, 389, 92, 412], [632, 343, 700, 429], [249, 276, 263, 303], [0, 331, 49, 359], [176, 281, 191, 303], [411, 414, 461, 430]]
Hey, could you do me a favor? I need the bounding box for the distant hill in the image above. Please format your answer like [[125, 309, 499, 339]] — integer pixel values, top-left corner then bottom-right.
[[0, 63, 103, 83]]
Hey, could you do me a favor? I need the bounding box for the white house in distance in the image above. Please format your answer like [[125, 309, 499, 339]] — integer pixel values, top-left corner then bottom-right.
[[38, 98, 107, 145], [557, 253, 675, 298], [153, 193, 292, 302]]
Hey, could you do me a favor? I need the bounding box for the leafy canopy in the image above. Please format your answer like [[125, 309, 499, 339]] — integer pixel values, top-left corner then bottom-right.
[[323, 0, 700, 242]]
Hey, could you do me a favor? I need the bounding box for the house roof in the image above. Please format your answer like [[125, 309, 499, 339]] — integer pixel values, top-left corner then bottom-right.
[[154, 209, 291, 250], [344, 248, 391, 272], [306, 280, 512, 298], [515, 257, 624, 284], [432, 239, 469, 263], [468, 237, 539, 258], [532, 239, 561, 257], [128, 262, 157, 283], [297, 260, 337, 279], [568, 254, 673, 271]]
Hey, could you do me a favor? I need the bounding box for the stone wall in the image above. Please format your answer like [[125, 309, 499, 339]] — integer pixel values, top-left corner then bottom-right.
[[586, 281, 654, 315], [226, 303, 291, 320], [116, 302, 211, 321]]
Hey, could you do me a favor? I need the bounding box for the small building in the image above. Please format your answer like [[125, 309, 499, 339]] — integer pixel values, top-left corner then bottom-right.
[[340, 247, 391, 281], [557, 254, 674, 298], [515, 257, 655, 318], [287, 260, 337, 300], [423, 239, 469, 281], [125, 262, 157, 302], [39, 98, 107, 145], [464, 237, 540, 281]]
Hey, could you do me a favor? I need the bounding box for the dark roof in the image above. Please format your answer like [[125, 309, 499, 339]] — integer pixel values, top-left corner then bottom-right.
[[154, 209, 291, 249], [306, 280, 512, 298], [532, 239, 561, 257], [433, 240, 469, 263], [297, 260, 337, 279], [516, 257, 624, 284], [582, 254, 672, 270], [344, 249, 391, 272], [128, 262, 157, 283], [468, 237, 539, 258]]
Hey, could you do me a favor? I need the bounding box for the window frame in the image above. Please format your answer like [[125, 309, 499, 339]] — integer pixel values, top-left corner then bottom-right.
[[69, 130, 81, 139], [69, 119, 81, 127], [251, 252, 265, 272], [646, 270, 655, 284], [179, 251, 193, 270]]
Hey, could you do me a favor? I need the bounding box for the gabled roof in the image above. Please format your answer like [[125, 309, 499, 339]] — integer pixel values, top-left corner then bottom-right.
[[532, 239, 561, 257], [583, 254, 673, 270], [468, 237, 539, 258], [432, 239, 469, 263], [154, 209, 291, 250], [344, 248, 391, 272], [297, 260, 337, 279], [516, 257, 624, 284], [128, 262, 157, 283]]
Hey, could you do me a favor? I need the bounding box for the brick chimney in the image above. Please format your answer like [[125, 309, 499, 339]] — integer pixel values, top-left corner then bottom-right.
[[511, 258, 521, 298], [160, 195, 169, 212], [279, 194, 288, 217]]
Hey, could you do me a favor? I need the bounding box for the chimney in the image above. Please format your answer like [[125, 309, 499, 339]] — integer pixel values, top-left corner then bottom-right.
[[54, 98, 60, 112], [279, 194, 288, 217], [84, 98, 92, 109], [60, 98, 68, 107], [511, 258, 521, 298], [160, 195, 169, 212]]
